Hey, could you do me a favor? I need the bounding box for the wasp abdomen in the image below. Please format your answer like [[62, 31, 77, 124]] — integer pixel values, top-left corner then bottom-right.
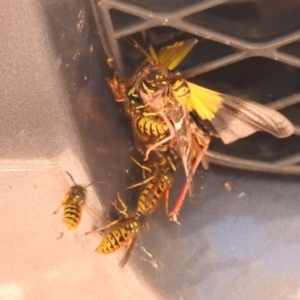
[[64, 201, 81, 230], [135, 114, 169, 137], [97, 218, 141, 254], [137, 173, 172, 214], [97, 228, 128, 254]]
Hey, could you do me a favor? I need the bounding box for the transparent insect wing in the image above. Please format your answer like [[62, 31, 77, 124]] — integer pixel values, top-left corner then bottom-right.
[[118, 235, 138, 268], [221, 96, 294, 138], [187, 82, 294, 144]]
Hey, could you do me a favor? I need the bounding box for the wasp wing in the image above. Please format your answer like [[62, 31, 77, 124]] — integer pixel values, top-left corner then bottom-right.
[[171, 105, 194, 186], [187, 82, 294, 144], [155, 38, 198, 70], [118, 235, 138, 268]]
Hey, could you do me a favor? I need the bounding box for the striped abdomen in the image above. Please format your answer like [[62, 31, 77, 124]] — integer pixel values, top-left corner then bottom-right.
[[136, 171, 173, 215], [129, 92, 169, 139], [64, 200, 82, 230], [97, 217, 142, 254], [135, 114, 169, 137]]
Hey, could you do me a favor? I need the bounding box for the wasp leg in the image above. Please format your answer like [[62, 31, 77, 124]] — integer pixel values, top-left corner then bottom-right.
[[126, 175, 156, 190], [53, 203, 64, 215], [201, 156, 209, 170], [83, 203, 99, 220], [164, 188, 181, 223], [126, 155, 156, 189], [112, 193, 129, 218], [169, 143, 208, 223], [85, 219, 120, 235], [53, 194, 69, 214], [85, 195, 129, 235], [130, 156, 152, 172]]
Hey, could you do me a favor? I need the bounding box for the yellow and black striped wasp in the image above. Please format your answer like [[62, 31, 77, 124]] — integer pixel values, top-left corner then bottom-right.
[[97, 213, 145, 268], [107, 76, 170, 154], [85, 194, 146, 268], [53, 172, 101, 230], [129, 148, 179, 216], [107, 38, 199, 192], [86, 150, 178, 267], [127, 38, 199, 191]]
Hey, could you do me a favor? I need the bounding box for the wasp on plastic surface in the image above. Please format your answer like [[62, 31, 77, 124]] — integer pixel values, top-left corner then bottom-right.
[[96, 212, 145, 268], [85, 194, 146, 268], [86, 150, 178, 267], [53, 172, 101, 230]]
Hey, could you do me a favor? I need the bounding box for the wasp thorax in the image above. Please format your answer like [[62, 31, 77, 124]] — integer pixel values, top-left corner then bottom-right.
[[70, 186, 87, 204]]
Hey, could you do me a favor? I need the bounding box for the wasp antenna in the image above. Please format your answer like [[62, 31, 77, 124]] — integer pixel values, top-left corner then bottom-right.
[[130, 156, 152, 172], [65, 171, 77, 186], [124, 36, 154, 63], [126, 175, 155, 190], [84, 180, 103, 188]]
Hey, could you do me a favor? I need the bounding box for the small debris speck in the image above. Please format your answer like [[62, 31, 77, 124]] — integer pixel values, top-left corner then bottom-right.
[[56, 232, 64, 240], [224, 182, 232, 191]]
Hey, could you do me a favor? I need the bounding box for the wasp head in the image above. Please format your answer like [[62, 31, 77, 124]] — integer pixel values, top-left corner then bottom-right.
[[70, 185, 87, 205]]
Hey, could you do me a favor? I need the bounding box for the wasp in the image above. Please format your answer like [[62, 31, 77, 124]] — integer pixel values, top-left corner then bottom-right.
[[53, 172, 101, 230], [130, 149, 178, 216], [107, 76, 169, 153], [107, 39, 199, 195], [127, 38, 198, 192], [96, 212, 145, 268], [87, 151, 178, 267], [86, 194, 146, 268]]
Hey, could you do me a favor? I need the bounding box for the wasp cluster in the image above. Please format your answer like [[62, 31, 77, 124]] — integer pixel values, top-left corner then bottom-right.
[[55, 37, 294, 267]]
